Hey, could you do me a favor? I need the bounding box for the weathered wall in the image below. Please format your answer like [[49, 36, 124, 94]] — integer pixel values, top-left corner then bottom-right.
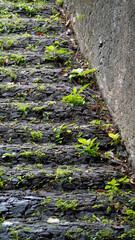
[[64, 0, 135, 168]]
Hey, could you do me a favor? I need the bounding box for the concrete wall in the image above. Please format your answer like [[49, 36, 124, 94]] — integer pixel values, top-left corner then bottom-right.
[[64, 0, 135, 168]]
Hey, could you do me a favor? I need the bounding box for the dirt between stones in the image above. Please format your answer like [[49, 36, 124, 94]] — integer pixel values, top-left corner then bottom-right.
[[0, 0, 135, 240]]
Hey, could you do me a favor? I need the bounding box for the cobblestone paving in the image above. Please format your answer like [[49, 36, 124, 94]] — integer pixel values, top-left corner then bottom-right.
[[0, 0, 135, 239]]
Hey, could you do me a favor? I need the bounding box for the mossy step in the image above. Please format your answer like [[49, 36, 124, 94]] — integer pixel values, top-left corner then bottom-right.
[[0, 143, 109, 166], [0, 34, 69, 51], [0, 66, 66, 84], [0, 83, 94, 102], [0, 17, 65, 35], [0, 101, 102, 123], [0, 188, 131, 222], [0, 212, 134, 239], [0, 51, 72, 68], [0, 220, 125, 240], [0, 186, 134, 240], [0, 2, 58, 19], [0, 121, 111, 147], [0, 164, 122, 191]]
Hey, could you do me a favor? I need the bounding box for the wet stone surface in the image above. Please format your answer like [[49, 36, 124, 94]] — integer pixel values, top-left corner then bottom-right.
[[0, 0, 135, 239]]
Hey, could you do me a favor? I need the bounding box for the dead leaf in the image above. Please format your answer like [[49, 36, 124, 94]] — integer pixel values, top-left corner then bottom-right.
[[96, 189, 104, 193], [112, 224, 124, 229], [37, 32, 43, 36], [130, 178, 135, 185], [61, 71, 68, 77], [71, 43, 78, 48], [65, 19, 71, 27], [4, 58, 8, 64], [66, 19, 71, 27], [110, 202, 118, 206], [59, 88, 66, 92], [92, 106, 98, 110]]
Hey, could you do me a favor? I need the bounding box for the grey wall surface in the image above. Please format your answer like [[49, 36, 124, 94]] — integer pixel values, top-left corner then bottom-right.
[[64, 0, 135, 168]]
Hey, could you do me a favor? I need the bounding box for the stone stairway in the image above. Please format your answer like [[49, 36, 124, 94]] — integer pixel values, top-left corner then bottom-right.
[[0, 1, 134, 239]]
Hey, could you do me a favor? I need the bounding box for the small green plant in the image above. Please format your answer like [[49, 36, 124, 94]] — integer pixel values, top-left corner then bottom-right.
[[53, 124, 72, 143], [69, 67, 96, 83], [104, 150, 114, 159], [15, 103, 29, 116], [76, 137, 100, 157], [108, 132, 120, 145], [0, 168, 6, 188], [41, 196, 52, 207], [0, 20, 24, 33], [92, 228, 113, 240], [30, 131, 43, 141], [56, 0, 63, 6], [91, 120, 102, 126], [33, 105, 45, 112], [65, 228, 83, 239], [10, 54, 26, 65], [33, 76, 44, 83], [2, 152, 17, 159], [55, 168, 72, 183], [118, 228, 135, 239], [17, 175, 25, 183], [20, 150, 45, 158], [15, 3, 36, 17], [55, 199, 77, 212], [101, 123, 113, 131], [45, 44, 73, 61], [0, 67, 17, 81], [20, 151, 34, 158], [77, 15, 84, 20], [105, 176, 129, 201], [37, 163, 43, 168], [37, 84, 45, 91], [62, 84, 89, 107]]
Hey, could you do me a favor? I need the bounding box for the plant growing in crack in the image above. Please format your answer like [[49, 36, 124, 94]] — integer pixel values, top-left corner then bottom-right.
[[76, 137, 100, 157], [55, 168, 73, 183], [55, 199, 77, 212], [30, 131, 43, 141], [20, 150, 45, 158], [2, 152, 17, 159], [41, 196, 52, 209], [69, 67, 96, 84], [53, 124, 72, 144], [108, 132, 120, 145], [105, 177, 130, 201], [56, 0, 63, 6], [15, 102, 29, 117], [0, 168, 6, 188], [44, 44, 73, 61], [62, 84, 89, 107]]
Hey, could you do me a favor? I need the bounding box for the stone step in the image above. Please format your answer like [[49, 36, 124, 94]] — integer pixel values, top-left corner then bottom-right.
[[0, 143, 104, 165], [0, 66, 67, 84], [0, 220, 126, 240], [0, 51, 73, 68], [0, 189, 126, 221], [0, 164, 122, 191], [0, 189, 133, 240], [0, 101, 102, 122], [0, 34, 70, 51], [0, 121, 111, 146], [0, 142, 126, 167], [0, 83, 96, 103], [0, 16, 65, 35]]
